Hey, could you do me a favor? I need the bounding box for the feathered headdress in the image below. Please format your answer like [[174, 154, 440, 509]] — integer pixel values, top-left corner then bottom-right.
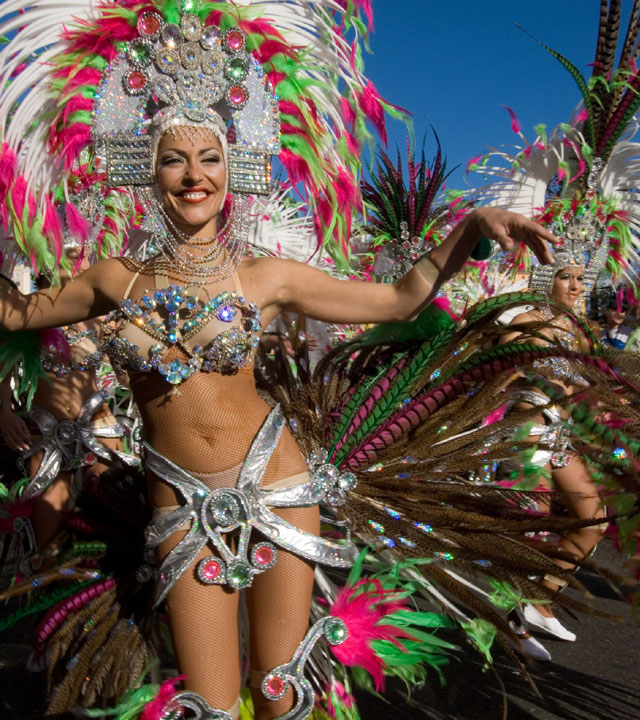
[[466, 0, 640, 299], [0, 0, 403, 274]]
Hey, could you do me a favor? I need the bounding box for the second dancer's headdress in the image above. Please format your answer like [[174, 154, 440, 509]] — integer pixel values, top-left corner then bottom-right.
[[466, 5, 640, 305]]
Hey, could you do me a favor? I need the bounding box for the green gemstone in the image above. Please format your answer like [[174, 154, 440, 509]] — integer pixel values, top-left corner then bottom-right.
[[129, 41, 151, 65], [228, 57, 247, 80], [229, 563, 252, 589], [325, 618, 348, 645]]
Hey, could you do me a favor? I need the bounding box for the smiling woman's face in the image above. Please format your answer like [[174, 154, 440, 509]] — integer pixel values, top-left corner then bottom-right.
[[155, 129, 226, 237], [551, 266, 584, 308]]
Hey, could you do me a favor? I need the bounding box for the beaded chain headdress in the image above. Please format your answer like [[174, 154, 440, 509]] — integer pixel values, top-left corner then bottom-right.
[[528, 164, 609, 298], [0, 0, 397, 276], [94, 9, 279, 195]]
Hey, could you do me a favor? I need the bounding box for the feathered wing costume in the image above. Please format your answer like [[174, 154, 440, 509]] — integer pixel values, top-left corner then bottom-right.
[[1, 2, 640, 720]]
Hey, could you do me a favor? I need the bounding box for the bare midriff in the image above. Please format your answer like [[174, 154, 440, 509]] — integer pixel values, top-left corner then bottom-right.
[[133, 365, 307, 507], [32, 370, 103, 420]]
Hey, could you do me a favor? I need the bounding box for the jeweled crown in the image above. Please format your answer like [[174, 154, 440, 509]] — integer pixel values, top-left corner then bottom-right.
[[93, 8, 280, 195]]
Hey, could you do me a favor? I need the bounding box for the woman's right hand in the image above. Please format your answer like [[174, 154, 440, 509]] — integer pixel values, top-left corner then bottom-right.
[[0, 406, 31, 451]]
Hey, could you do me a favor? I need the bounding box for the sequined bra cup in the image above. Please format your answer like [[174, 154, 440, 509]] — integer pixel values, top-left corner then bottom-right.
[[101, 278, 262, 385], [41, 326, 103, 377]]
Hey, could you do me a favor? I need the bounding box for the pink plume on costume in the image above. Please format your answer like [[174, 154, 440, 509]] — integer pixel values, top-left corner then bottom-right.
[[27, 191, 36, 224], [344, 130, 361, 156], [341, 97, 356, 126], [43, 200, 63, 265], [10, 176, 27, 220], [253, 38, 295, 64], [326, 680, 355, 718], [335, 168, 357, 211], [62, 9, 139, 62], [140, 676, 187, 720], [61, 67, 102, 95], [357, 82, 387, 144], [66, 202, 90, 240], [279, 100, 304, 122], [522, 146, 533, 159], [503, 105, 522, 134], [55, 124, 93, 170], [280, 149, 311, 187], [329, 579, 415, 691], [61, 96, 94, 125], [573, 107, 589, 126], [39, 328, 71, 364], [481, 403, 508, 428], [431, 295, 457, 321], [0, 143, 17, 202]]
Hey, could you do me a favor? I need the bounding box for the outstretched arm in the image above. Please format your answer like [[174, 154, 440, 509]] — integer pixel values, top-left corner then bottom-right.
[[0, 258, 127, 331], [257, 207, 558, 325]]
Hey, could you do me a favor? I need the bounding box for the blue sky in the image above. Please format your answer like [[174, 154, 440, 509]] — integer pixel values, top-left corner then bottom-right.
[[363, 0, 636, 190]]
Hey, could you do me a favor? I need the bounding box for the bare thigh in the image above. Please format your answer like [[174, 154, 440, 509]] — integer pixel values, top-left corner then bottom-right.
[[246, 505, 320, 719], [157, 529, 241, 712]]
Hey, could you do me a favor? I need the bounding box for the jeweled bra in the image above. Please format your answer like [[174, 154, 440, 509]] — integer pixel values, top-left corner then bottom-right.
[[101, 284, 261, 384], [41, 326, 104, 377]]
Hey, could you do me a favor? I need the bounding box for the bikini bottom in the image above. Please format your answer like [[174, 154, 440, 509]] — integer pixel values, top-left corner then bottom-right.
[[143, 405, 358, 607], [21, 389, 125, 501]]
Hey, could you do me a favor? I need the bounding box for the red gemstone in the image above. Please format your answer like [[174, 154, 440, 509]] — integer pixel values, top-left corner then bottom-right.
[[128, 71, 147, 91], [265, 676, 285, 696], [138, 14, 160, 36], [227, 31, 244, 51], [254, 546, 274, 566], [202, 560, 221, 580], [229, 86, 246, 105], [84, 453, 97, 465]]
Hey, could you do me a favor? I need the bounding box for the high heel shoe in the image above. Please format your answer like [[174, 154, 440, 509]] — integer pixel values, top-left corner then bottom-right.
[[523, 603, 576, 642]]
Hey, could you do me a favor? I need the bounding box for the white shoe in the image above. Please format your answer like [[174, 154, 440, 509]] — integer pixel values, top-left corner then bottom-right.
[[523, 603, 577, 642], [508, 622, 552, 661]]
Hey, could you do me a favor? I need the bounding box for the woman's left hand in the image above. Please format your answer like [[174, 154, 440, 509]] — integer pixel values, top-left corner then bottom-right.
[[473, 206, 560, 264]]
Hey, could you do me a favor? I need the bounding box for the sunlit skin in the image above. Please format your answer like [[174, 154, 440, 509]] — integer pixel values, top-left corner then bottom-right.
[[155, 130, 227, 241], [550, 265, 584, 309]]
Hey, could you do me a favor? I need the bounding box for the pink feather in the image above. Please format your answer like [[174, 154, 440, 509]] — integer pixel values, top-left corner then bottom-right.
[[61, 96, 94, 125], [140, 676, 186, 720], [280, 148, 311, 186], [65, 202, 90, 240], [329, 579, 416, 691], [503, 105, 522, 134], [43, 198, 63, 265], [466, 154, 482, 172], [335, 168, 357, 211], [573, 107, 589, 126], [38, 328, 71, 364], [481, 403, 508, 427], [344, 130, 361, 156], [10, 176, 27, 220], [341, 97, 356, 126], [357, 82, 387, 144], [0, 143, 17, 202]]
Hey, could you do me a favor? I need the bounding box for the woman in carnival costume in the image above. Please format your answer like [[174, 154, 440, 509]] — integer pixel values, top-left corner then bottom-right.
[[1, 2, 640, 719], [465, 0, 640, 647], [0, 243, 129, 583]]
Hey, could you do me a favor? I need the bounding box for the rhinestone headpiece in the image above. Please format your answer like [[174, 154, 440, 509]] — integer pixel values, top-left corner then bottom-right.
[[93, 10, 280, 195], [529, 162, 608, 296]]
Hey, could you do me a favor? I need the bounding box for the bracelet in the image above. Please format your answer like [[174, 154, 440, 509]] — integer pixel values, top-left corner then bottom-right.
[[414, 254, 441, 289]]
